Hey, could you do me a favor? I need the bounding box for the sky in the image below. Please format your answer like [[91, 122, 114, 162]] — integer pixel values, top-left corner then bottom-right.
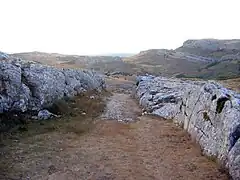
[[0, 0, 240, 55]]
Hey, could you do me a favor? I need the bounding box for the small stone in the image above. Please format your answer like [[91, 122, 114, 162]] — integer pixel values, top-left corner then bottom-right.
[[90, 95, 95, 99], [31, 116, 38, 120], [38, 110, 54, 120]]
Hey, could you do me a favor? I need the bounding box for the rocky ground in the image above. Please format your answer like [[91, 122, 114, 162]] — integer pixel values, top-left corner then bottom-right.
[[0, 76, 229, 180]]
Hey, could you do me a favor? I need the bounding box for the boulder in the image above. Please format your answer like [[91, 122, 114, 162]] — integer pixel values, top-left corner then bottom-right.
[[135, 76, 240, 180]]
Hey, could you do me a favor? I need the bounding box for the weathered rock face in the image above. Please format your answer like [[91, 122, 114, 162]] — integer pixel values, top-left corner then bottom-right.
[[135, 76, 240, 180], [0, 54, 105, 114]]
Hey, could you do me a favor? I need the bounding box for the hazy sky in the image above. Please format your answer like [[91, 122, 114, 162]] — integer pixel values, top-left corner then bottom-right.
[[0, 0, 239, 55]]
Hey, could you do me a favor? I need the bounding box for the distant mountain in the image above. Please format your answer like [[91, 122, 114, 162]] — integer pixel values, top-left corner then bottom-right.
[[124, 39, 240, 79]]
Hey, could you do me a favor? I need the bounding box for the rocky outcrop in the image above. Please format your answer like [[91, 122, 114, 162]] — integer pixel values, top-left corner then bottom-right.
[[0, 53, 105, 115], [177, 39, 240, 62], [105, 71, 132, 76], [138, 49, 215, 63], [135, 76, 240, 179], [182, 39, 240, 51], [221, 53, 240, 61]]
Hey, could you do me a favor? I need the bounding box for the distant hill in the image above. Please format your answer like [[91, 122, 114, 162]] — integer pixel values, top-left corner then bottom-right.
[[11, 51, 137, 74], [97, 53, 135, 57], [124, 39, 240, 79], [12, 51, 122, 68], [10, 39, 240, 79]]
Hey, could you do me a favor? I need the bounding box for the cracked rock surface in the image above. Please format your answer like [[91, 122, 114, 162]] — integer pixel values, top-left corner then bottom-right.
[[135, 75, 240, 180]]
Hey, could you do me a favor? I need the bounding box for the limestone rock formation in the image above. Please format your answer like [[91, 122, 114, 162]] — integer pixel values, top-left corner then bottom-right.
[[0, 53, 105, 115], [135, 75, 240, 180]]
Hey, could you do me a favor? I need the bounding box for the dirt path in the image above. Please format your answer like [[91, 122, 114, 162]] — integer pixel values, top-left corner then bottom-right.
[[0, 77, 228, 180], [101, 93, 141, 122]]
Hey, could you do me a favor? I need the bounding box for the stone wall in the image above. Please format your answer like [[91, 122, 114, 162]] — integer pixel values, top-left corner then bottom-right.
[[135, 76, 240, 179]]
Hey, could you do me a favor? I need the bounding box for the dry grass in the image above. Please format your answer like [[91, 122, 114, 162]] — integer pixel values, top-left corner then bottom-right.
[[0, 116, 228, 180], [0, 90, 109, 143], [0, 91, 110, 179], [219, 77, 240, 92]]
